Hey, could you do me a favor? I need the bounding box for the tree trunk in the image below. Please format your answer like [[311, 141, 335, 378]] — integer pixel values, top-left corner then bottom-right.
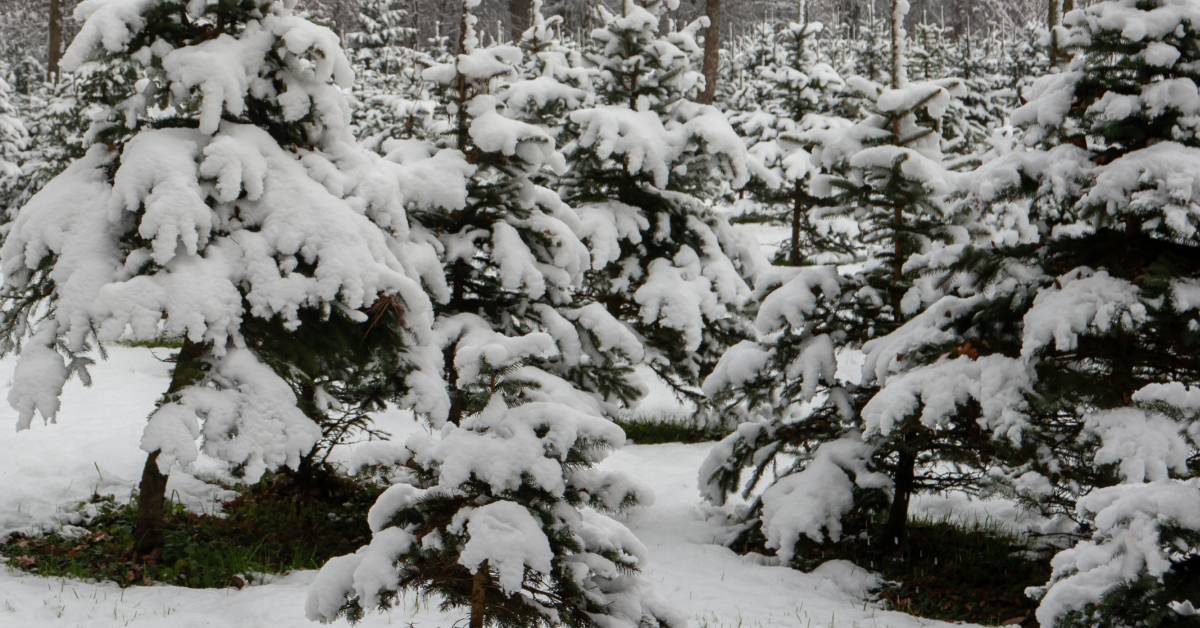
[[133, 339, 208, 557], [510, 0, 532, 42], [456, 1, 471, 153], [133, 451, 169, 557], [47, 0, 63, 81], [470, 561, 488, 628], [699, 0, 721, 104], [1048, 0, 1061, 66], [881, 0, 915, 556], [882, 448, 916, 552], [790, 182, 805, 266], [889, 0, 905, 89]]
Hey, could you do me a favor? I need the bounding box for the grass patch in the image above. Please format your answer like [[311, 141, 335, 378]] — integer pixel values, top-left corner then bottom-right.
[[114, 337, 185, 349], [875, 517, 1047, 626], [729, 211, 784, 225], [0, 471, 381, 588], [616, 414, 729, 444], [782, 516, 1048, 626]]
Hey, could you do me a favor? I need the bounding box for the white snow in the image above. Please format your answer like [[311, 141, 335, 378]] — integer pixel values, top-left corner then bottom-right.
[[0, 347, 990, 628]]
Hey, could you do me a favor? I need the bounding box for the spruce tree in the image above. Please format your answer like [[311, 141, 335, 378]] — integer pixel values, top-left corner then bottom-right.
[[853, 1, 1200, 623], [2, 59, 120, 220], [306, 3, 678, 626], [0, 0, 440, 556], [349, 0, 416, 71], [563, 0, 763, 404], [701, 0, 972, 557], [725, 18, 855, 266]]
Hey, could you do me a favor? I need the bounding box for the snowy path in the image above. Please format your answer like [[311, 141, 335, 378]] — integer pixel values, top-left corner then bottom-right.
[[0, 348, 981, 628]]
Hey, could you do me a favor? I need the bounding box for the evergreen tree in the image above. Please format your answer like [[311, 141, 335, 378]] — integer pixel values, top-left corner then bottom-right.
[[701, 0, 973, 558], [563, 0, 764, 405], [908, 20, 951, 83], [511, 0, 591, 134], [2, 59, 120, 219], [349, 0, 416, 69], [306, 3, 678, 626], [725, 19, 855, 266], [851, 1, 1200, 624], [842, 7, 890, 84], [0, 0, 440, 556], [0, 69, 27, 217]]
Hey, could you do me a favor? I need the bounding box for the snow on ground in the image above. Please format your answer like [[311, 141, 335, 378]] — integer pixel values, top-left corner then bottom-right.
[[734, 222, 792, 256], [0, 346, 995, 628]]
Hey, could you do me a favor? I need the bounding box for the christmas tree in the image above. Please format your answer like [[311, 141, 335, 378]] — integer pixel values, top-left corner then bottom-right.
[[564, 0, 765, 408], [701, 0, 973, 557], [1, 0, 441, 555], [306, 3, 678, 626], [853, 0, 1200, 623]]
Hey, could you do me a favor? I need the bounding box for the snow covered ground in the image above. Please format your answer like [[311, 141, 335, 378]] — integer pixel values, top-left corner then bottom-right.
[[0, 346, 997, 628]]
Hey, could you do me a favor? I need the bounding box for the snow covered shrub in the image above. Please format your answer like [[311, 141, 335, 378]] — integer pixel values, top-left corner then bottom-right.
[[562, 0, 767, 403], [0, 0, 441, 554], [842, 1, 1200, 624], [702, 0, 976, 558], [306, 3, 678, 626]]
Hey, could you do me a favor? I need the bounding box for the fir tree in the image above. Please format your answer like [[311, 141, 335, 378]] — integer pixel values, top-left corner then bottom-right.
[[0, 0, 440, 556], [725, 18, 855, 266], [306, 3, 678, 626], [563, 0, 764, 406], [2, 60, 118, 218], [701, 0, 972, 558], [852, 1, 1200, 623], [349, 0, 416, 70]]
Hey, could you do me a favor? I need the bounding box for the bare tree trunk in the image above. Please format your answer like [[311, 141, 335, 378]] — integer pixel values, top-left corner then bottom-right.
[[456, 0, 471, 153], [889, 0, 904, 89], [133, 452, 169, 557], [470, 561, 488, 628], [880, 0, 912, 555], [1048, 0, 1062, 66], [133, 340, 208, 557], [47, 0, 63, 81], [699, 0, 721, 104], [510, 0, 532, 42], [790, 182, 805, 266], [882, 448, 916, 550]]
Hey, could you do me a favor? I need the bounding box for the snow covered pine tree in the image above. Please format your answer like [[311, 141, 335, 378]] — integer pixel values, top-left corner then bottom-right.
[[0, 0, 440, 556], [305, 2, 680, 627], [564, 0, 767, 407], [725, 17, 853, 266], [853, 0, 1200, 624], [701, 0, 975, 559]]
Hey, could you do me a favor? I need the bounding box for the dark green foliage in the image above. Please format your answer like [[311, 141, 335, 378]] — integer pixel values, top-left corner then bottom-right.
[[242, 303, 414, 465], [1056, 552, 1200, 628], [877, 518, 1050, 626], [614, 414, 728, 444], [727, 514, 1049, 626], [0, 472, 382, 588]]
